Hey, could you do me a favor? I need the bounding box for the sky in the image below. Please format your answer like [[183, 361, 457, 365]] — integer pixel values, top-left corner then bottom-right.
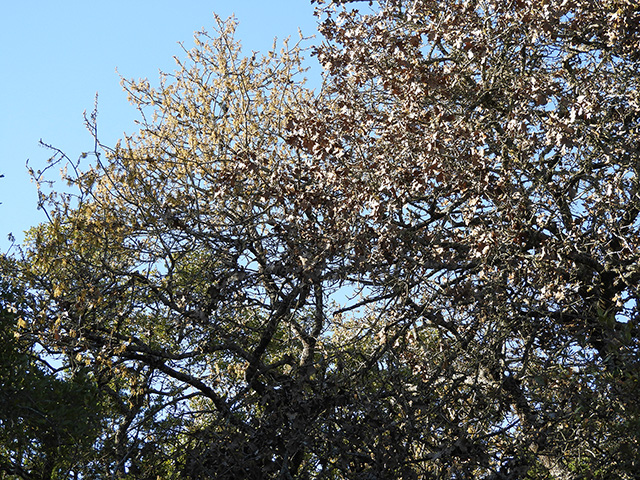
[[0, 1, 322, 253]]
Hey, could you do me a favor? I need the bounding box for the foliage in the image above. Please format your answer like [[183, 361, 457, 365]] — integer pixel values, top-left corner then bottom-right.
[[13, 2, 640, 479], [0, 255, 102, 479]]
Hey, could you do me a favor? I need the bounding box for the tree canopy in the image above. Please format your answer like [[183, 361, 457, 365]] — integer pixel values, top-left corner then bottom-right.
[[6, 1, 640, 478]]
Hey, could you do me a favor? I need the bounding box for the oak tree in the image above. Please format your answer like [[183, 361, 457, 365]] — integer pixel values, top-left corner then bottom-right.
[[289, 0, 640, 478], [14, 1, 640, 479], [22, 17, 362, 479]]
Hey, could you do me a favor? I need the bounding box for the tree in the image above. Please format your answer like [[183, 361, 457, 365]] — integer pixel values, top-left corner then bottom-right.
[[0, 254, 104, 479], [290, 0, 640, 477], [22, 16, 353, 479], [15, 2, 640, 479]]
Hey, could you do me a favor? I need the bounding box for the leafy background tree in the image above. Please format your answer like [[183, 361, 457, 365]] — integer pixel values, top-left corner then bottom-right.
[[5, 1, 640, 479], [0, 254, 104, 479]]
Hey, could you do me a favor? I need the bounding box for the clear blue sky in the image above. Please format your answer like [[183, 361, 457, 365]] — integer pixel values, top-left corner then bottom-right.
[[0, 1, 321, 252]]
